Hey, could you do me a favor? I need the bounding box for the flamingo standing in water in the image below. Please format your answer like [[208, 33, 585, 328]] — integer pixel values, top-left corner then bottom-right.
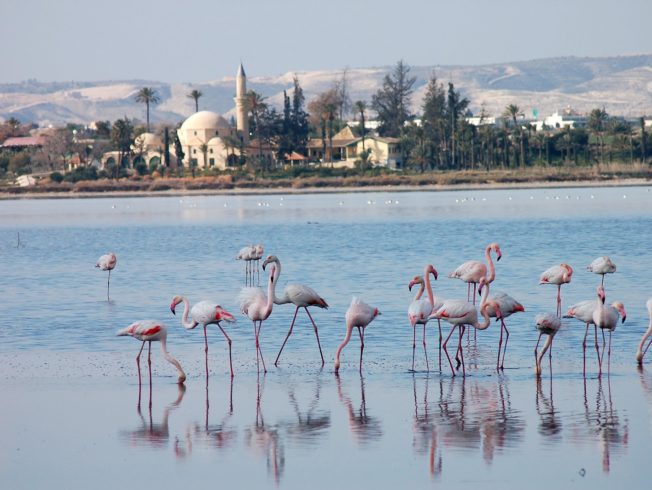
[[565, 295, 602, 375], [170, 296, 237, 377], [236, 245, 255, 286], [484, 286, 525, 370], [592, 286, 626, 373], [334, 297, 381, 373], [587, 256, 617, 287], [636, 298, 652, 365], [430, 278, 502, 376], [539, 263, 573, 316], [116, 320, 186, 401], [407, 265, 439, 371], [534, 313, 561, 377], [238, 262, 277, 373], [96, 252, 117, 301], [449, 242, 501, 304], [261, 255, 328, 366]]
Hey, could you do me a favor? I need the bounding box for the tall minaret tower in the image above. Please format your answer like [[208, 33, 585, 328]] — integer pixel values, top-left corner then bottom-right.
[[235, 62, 249, 142]]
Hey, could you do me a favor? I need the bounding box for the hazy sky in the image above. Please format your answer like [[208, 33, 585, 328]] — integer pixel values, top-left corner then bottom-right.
[[2, 0, 650, 83]]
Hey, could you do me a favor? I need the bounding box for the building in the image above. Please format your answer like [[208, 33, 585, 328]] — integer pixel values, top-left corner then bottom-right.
[[307, 127, 402, 168]]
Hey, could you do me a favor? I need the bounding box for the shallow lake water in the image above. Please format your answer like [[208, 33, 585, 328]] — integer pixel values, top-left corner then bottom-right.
[[1, 186, 651, 489]]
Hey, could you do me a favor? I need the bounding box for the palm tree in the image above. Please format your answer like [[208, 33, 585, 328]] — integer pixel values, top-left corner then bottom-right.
[[187, 89, 203, 112], [503, 104, 525, 167], [135, 87, 160, 132], [354, 100, 367, 151], [588, 107, 608, 163], [245, 90, 268, 171]]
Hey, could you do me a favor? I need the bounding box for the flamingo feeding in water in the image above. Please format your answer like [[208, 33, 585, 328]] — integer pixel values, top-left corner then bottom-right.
[[238, 262, 277, 373], [116, 320, 186, 392], [261, 255, 328, 366], [534, 313, 561, 377], [96, 252, 117, 301], [484, 286, 525, 370], [592, 286, 626, 373], [407, 264, 439, 372], [635, 298, 652, 365], [334, 297, 381, 374], [170, 296, 237, 377], [449, 242, 501, 304], [587, 256, 617, 287], [539, 263, 573, 316]]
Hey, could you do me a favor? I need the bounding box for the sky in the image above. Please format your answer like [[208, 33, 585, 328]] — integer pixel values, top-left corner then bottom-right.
[[1, 0, 651, 84]]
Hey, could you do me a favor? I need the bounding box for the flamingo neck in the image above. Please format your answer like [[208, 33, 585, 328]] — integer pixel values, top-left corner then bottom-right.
[[475, 283, 491, 330], [413, 282, 425, 301], [537, 335, 554, 369], [160, 336, 186, 383], [636, 317, 652, 363], [263, 268, 276, 319], [334, 324, 353, 371], [424, 267, 434, 306], [269, 259, 286, 304], [179, 297, 196, 329], [485, 246, 496, 283]]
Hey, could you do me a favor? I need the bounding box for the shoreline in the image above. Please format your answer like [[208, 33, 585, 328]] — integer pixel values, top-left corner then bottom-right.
[[0, 177, 650, 200]]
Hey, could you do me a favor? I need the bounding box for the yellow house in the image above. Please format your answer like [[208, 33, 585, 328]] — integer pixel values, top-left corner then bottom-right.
[[307, 127, 402, 168]]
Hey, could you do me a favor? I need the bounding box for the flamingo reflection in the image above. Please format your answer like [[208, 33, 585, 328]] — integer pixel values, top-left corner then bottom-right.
[[535, 376, 562, 441], [245, 374, 285, 485], [412, 375, 442, 478], [191, 377, 237, 452], [335, 374, 383, 445], [280, 373, 331, 447]]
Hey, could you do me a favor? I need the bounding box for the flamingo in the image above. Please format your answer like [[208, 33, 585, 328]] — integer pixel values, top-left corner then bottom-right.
[[334, 297, 381, 373], [96, 252, 117, 301], [238, 262, 277, 373], [534, 313, 561, 377], [170, 296, 237, 377], [407, 264, 439, 371], [565, 298, 601, 375], [261, 255, 328, 366], [539, 263, 573, 316], [430, 278, 502, 376], [485, 288, 525, 370], [636, 298, 652, 365], [449, 242, 501, 304], [592, 287, 626, 373], [587, 256, 617, 286], [252, 244, 264, 285], [116, 320, 186, 398], [236, 245, 255, 286]]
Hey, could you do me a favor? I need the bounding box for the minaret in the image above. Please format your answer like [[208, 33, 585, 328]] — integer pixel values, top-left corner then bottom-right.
[[235, 62, 249, 142]]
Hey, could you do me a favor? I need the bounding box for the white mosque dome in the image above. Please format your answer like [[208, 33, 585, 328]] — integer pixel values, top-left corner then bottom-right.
[[133, 132, 163, 149], [181, 110, 230, 132], [207, 136, 224, 146]]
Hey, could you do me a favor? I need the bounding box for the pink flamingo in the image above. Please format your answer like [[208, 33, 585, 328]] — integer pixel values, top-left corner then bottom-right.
[[116, 320, 186, 406], [334, 297, 381, 374], [534, 313, 561, 377], [96, 252, 117, 301], [636, 298, 652, 365], [170, 296, 237, 377], [238, 263, 277, 373], [261, 255, 328, 366], [430, 278, 502, 376], [485, 288, 525, 370], [539, 263, 573, 316], [592, 287, 626, 373], [407, 265, 439, 372], [449, 242, 501, 304], [587, 256, 617, 287], [565, 287, 606, 375]]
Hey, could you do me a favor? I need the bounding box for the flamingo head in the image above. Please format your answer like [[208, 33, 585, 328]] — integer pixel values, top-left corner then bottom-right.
[[255, 244, 264, 254], [562, 263, 573, 277], [490, 243, 502, 261], [597, 286, 606, 304], [408, 275, 423, 291], [485, 300, 502, 319], [262, 255, 278, 271], [426, 264, 438, 280], [215, 306, 236, 323], [612, 302, 626, 323], [170, 295, 183, 315], [374, 308, 381, 318], [478, 276, 488, 295]]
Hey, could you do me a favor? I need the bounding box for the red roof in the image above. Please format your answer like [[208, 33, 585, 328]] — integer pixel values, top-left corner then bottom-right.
[[2, 136, 47, 147], [285, 151, 306, 161]]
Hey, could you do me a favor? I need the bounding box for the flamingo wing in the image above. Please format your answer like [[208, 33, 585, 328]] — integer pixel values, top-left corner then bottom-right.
[[285, 283, 328, 308], [432, 299, 474, 321], [565, 299, 597, 323], [408, 299, 433, 326], [346, 297, 379, 328], [238, 287, 266, 316], [449, 260, 485, 282], [535, 313, 561, 334]]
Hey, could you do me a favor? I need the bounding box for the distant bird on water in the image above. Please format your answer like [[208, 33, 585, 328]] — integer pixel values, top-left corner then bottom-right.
[[539, 263, 573, 316], [170, 296, 237, 378], [587, 256, 617, 286], [96, 252, 117, 301], [636, 298, 652, 365], [261, 255, 328, 367], [334, 297, 381, 374]]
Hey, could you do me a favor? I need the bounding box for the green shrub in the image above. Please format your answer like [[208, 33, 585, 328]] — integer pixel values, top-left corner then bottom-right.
[[50, 171, 64, 183]]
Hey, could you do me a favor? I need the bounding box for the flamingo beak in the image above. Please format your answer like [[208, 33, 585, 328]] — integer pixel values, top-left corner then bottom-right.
[[408, 281, 414, 291], [433, 269, 438, 280], [622, 314, 627, 323], [170, 304, 176, 315]]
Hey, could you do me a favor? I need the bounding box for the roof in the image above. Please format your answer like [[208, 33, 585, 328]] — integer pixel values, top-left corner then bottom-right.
[[2, 136, 47, 147], [180, 110, 230, 132], [285, 151, 306, 161], [307, 138, 358, 149]]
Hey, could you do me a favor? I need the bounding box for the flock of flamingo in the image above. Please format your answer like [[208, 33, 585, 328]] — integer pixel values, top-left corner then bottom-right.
[[96, 242, 652, 388]]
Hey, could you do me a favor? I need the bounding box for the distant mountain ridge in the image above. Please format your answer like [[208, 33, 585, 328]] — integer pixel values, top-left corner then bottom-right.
[[1, 54, 651, 127]]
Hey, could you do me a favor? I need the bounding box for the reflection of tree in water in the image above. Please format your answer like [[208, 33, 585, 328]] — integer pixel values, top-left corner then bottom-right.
[[335, 374, 383, 446], [245, 374, 285, 485], [120, 383, 186, 451], [536, 376, 562, 440], [279, 373, 331, 448]]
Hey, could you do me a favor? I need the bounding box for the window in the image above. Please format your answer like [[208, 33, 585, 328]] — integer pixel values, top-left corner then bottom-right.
[[194, 131, 197, 135], [215, 130, 219, 136], [192, 149, 197, 154], [209, 148, 213, 154], [209, 158, 215, 166]]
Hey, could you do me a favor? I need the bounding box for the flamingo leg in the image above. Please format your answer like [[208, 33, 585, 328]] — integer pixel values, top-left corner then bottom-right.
[[608, 330, 612, 372], [467, 283, 471, 302], [548, 336, 554, 375], [357, 326, 365, 373], [556, 285, 561, 317], [438, 320, 442, 372], [254, 321, 260, 371], [497, 320, 504, 371], [500, 319, 510, 370], [304, 307, 325, 365], [582, 323, 589, 376], [203, 325, 209, 379], [136, 341, 145, 406], [534, 332, 543, 373], [423, 323, 429, 372], [107, 269, 111, 302], [217, 323, 234, 378], [257, 321, 267, 374], [275, 306, 299, 366], [458, 326, 466, 376], [594, 325, 602, 374], [600, 328, 606, 374], [411, 324, 416, 372], [442, 325, 458, 376], [147, 341, 153, 408], [643, 337, 652, 358], [601, 274, 605, 287]]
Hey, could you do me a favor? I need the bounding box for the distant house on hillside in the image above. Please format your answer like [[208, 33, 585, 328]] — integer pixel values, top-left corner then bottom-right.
[[1, 135, 47, 150]]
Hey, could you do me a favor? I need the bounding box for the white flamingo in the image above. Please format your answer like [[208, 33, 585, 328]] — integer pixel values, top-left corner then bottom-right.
[[261, 255, 328, 366], [592, 286, 626, 373], [449, 242, 501, 304], [587, 256, 617, 286], [334, 297, 381, 373], [407, 264, 439, 371], [170, 296, 236, 377], [539, 263, 573, 316], [96, 252, 117, 301], [636, 298, 652, 365], [534, 313, 561, 377], [485, 288, 525, 370]]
